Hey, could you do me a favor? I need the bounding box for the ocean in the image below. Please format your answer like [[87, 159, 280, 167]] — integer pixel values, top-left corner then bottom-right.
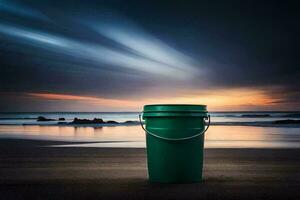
[[0, 112, 299, 148], [0, 111, 300, 125]]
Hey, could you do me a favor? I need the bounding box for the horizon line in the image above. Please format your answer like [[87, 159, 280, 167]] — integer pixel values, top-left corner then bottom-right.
[[1, 110, 300, 113]]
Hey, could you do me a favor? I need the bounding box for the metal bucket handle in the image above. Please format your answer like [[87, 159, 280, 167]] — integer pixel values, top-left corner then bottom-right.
[[139, 114, 210, 141]]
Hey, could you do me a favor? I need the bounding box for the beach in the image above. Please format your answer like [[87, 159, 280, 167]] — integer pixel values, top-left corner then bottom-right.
[[1, 112, 300, 199], [1, 138, 300, 200]]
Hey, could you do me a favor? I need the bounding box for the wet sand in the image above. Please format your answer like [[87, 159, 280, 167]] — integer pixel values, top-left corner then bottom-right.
[[0, 139, 300, 200]]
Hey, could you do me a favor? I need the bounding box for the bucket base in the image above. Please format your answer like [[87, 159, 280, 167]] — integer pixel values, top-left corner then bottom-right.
[[146, 134, 204, 184], [148, 177, 203, 184]]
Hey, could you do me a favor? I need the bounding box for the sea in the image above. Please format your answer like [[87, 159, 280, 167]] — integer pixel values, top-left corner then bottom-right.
[[0, 112, 299, 148]]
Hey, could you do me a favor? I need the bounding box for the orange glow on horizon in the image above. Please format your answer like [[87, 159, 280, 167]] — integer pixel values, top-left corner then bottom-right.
[[144, 88, 283, 111], [26, 93, 139, 108], [26, 88, 284, 111]]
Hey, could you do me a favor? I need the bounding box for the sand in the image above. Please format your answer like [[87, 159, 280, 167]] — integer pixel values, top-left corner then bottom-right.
[[0, 139, 300, 200]]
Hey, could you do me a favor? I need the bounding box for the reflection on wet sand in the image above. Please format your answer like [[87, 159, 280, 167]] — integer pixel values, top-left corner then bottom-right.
[[0, 125, 299, 148]]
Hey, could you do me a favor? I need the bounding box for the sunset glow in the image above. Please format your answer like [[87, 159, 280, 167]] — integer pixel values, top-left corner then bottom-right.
[[26, 93, 139, 108], [25, 88, 283, 111]]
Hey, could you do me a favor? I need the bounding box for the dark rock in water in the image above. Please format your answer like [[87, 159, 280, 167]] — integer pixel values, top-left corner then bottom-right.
[[72, 118, 93, 124], [59, 118, 65, 121], [241, 114, 270, 118], [281, 114, 300, 118], [125, 120, 138, 124], [70, 118, 105, 124], [106, 120, 119, 124], [37, 116, 55, 121], [273, 119, 300, 124], [93, 118, 105, 123]]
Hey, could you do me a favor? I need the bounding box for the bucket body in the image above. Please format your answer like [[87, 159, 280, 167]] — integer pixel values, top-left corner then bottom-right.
[[142, 104, 208, 183]]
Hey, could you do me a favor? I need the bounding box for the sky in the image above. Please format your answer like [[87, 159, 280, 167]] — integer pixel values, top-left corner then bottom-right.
[[0, 0, 299, 112]]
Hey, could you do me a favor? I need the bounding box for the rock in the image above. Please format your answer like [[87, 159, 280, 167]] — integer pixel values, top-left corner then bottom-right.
[[93, 118, 105, 123], [124, 120, 138, 124], [59, 118, 65, 121], [106, 120, 119, 124], [273, 119, 300, 124], [70, 118, 105, 124], [37, 116, 55, 121]]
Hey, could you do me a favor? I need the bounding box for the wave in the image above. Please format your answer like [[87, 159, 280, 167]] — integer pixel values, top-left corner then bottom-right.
[[279, 114, 300, 118], [214, 113, 300, 118], [211, 120, 300, 127], [240, 114, 271, 118], [0, 117, 37, 120]]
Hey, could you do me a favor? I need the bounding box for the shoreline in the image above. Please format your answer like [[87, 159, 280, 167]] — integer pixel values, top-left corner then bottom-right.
[[0, 121, 300, 128]]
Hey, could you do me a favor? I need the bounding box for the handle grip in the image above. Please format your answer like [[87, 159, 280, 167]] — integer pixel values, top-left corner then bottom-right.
[[139, 114, 210, 141]]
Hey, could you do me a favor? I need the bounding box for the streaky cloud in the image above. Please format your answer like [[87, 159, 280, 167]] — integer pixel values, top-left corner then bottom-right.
[[0, 0, 49, 21], [89, 20, 200, 75], [0, 24, 69, 47], [0, 24, 192, 79]]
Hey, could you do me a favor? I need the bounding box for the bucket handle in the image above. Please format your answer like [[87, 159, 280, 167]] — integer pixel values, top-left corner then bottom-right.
[[138, 114, 210, 141]]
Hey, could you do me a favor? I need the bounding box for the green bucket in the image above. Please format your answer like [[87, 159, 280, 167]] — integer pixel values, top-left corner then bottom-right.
[[139, 104, 210, 183]]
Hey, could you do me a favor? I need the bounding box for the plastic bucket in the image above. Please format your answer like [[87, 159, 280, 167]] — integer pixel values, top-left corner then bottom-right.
[[139, 104, 210, 183]]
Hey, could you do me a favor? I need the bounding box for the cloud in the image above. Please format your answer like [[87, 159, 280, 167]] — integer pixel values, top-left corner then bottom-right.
[[0, 1, 299, 111], [0, 24, 68, 47], [0, 0, 48, 21], [89, 19, 199, 75], [0, 23, 195, 79]]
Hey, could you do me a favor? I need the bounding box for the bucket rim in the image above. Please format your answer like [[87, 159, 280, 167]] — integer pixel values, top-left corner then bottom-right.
[[143, 104, 207, 113], [144, 103, 207, 106]]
